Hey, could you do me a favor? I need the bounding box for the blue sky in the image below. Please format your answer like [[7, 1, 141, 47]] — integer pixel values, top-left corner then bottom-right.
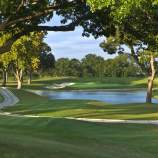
[[44, 16, 116, 60]]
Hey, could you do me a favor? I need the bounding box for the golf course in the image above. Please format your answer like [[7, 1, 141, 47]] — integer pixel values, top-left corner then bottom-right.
[[1, 1, 158, 157], [0, 77, 157, 158]]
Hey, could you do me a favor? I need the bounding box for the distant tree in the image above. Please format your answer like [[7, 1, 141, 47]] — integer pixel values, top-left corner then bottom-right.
[[54, 58, 70, 76], [82, 54, 104, 77], [68, 59, 82, 77], [39, 44, 55, 75], [53, 54, 141, 78], [104, 55, 142, 77], [54, 58, 82, 77]]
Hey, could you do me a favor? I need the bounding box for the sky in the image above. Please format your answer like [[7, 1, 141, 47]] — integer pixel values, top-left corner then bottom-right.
[[44, 15, 116, 60]]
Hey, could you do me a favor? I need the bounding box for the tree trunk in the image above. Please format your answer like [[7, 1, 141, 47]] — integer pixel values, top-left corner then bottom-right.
[[28, 71, 32, 85], [2, 69, 7, 87], [17, 79, 22, 89], [6, 71, 8, 83], [146, 55, 156, 103], [15, 69, 23, 89]]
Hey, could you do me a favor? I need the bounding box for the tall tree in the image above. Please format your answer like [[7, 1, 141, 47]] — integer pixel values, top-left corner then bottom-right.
[[86, 0, 158, 103], [8, 32, 45, 89], [0, 52, 14, 86]]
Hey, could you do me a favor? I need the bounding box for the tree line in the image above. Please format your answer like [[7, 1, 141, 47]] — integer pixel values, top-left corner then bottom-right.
[[54, 54, 143, 78]]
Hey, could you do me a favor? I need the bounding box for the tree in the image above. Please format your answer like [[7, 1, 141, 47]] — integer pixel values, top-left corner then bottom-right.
[[54, 58, 71, 76], [100, 32, 158, 103], [69, 59, 82, 77], [82, 54, 104, 78], [86, 0, 158, 103], [8, 32, 45, 89], [39, 44, 55, 75], [54, 58, 82, 77], [104, 55, 142, 77], [0, 52, 14, 86], [0, 0, 94, 54], [22, 32, 45, 85]]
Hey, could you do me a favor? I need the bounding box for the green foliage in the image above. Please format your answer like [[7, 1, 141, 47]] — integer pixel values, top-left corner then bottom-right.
[[87, 0, 157, 23], [0, 32, 53, 87], [100, 36, 120, 54], [104, 55, 142, 77], [82, 54, 104, 77], [53, 54, 142, 78], [10, 32, 44, 72], [86, 0, 158, 49], [54, 58, 82, 77], [39, 47, 55, 74]]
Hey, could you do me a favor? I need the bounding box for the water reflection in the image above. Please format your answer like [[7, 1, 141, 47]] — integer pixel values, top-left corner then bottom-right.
[[33, 90, 158, 104]]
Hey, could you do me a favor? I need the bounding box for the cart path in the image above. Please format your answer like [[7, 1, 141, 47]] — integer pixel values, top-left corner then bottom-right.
[[0, 87, 19, 109]]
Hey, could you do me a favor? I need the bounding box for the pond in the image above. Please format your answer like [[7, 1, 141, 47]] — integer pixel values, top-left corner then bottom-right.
[[32, 90, 158, 104]]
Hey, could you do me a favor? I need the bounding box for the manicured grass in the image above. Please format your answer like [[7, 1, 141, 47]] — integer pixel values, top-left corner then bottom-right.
[[3, 89, 158, 120], [4, 77, 70, 90], [3, 76, 158, 92], [4, 77, 151, 90], [68, 77, 149, 90], [0, 116, 158, 158], [1, 77, 158, 157]]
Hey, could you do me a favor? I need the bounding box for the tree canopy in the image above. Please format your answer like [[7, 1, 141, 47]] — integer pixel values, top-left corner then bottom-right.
[[86, 0, 158, 103], [0, 0, 94, 53]]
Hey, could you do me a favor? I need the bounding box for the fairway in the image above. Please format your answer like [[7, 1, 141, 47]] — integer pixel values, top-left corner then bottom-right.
[[0, 116, 158, 158]]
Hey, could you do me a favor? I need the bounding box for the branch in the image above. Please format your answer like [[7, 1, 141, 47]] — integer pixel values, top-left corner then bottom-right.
[[0, 0, 79, 31], [129, 45, 148, 74], [0, 7, 54, 31], [16, 0, 25, 12], [0, 18, 81, 54], [34, 24, 76, 32]]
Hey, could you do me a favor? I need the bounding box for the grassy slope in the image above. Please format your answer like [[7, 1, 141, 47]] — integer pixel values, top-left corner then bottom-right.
[[2, 89, 158, 120], [0, 116, 158, 158]]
